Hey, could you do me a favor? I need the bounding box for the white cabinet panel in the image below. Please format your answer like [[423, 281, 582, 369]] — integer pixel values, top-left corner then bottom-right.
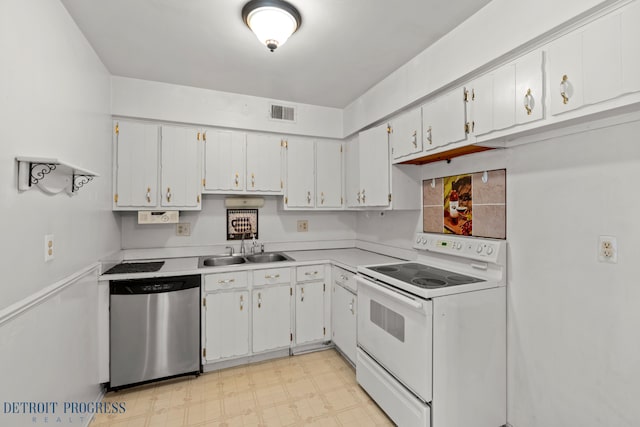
[[345, 138, 360, 208], [515, 50, 544, 124], [470, 73, 493, 136], [549, 31, 584, 115], [358, 123, 390, 207], [332, 282, 356, 364], [160, 125, 201, 208], [204, 129, 245, 192], [114, 121, 158, 208], [246, 133, 283, 193], [205, 291, 249, 361], [285, 139, 315, 208], [316, 141, 343, 208], [252, 285, 291, 353], [390, 107, 422, 161], [621, 2, 640, 94], [583, 13, 621, 105], [430, 87, 468, 147], [295, 281, 325, 345], [492, 64, 516, 131]]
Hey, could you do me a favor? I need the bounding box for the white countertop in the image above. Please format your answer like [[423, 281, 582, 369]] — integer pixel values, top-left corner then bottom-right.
[[98, 248, 403, 282]]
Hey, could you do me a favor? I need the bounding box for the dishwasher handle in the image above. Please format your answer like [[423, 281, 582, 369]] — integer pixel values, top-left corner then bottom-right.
[[110, 274, 200, 295]]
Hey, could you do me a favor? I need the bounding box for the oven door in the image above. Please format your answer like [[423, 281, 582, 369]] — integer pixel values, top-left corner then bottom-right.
[[356, 275, 433, 403]]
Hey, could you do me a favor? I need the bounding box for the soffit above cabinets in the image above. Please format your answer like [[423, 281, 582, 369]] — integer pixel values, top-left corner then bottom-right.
[[60, 0, 492, 109]]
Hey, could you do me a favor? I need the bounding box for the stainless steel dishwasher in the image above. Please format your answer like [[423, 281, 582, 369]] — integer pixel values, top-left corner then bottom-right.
[[109, 275, 200, 390]]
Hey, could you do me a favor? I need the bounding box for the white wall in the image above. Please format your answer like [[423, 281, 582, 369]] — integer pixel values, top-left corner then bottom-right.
[[111, 76, 344, 139], [344, 0, 612, 135], [359, 118, 640, 426], [0, 0, 120, 309], [121, 196, 357, 251]]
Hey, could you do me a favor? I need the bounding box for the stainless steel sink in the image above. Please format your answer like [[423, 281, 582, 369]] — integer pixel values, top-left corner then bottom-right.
[[198, 256, 247, 268], [245, 252, 293, 263], [198, 252, 293, 268]]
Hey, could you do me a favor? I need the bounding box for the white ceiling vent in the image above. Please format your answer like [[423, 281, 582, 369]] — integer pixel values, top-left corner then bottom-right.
[[269, 103, 296, 122]]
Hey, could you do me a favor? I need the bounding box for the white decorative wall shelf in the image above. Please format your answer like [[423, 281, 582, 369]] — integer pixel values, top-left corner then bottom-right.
[[16, 157, 99, 196]]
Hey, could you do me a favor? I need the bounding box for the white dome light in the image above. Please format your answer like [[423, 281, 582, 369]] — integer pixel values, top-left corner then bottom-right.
[[242, 0, 302, 52]]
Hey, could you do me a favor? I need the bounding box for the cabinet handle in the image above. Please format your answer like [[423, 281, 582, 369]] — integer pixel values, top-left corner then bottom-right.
[[426, 126, 432, 145], [357, 191, 361, 203], [304, 271, 318, 276], [307, 191, 311, 204], [146, 187, 151, 203], [257, 292, 262, 308], [300, 287, 304, 302], [524, 88, 533, 115], [320, 192, 325, 205], [339, 274, 348, 281], [349, 298, 355, 315], [361, 189, 366, 204], [412, 130, 417, 148], [560, 75, 570, 104], [264, 274, 280, 279], [166, 187, 172, 203], [251, 173, 255, 188], [218, 279, 235, 284], [235, 172, 239, 187], [240, 294, 244, 311]]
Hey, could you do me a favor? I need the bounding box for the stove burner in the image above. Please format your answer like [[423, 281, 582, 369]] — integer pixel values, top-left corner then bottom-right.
[[411, 278, 447, 288], [376, 266, 400, 273]]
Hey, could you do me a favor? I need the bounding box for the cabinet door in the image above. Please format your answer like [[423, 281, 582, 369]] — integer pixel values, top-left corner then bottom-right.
[[285, 139, 315, 207], [515, 50, 544, 124], [622, 2, 640, 94], [430, 87, 469, 147], [252, 285, 291, 353], [204, 291, 249, 362], [246, 133, 283, 193], [114, 121, 159, 208], [204, 129, 245, 192], [316, 141, 343, 208], [492, 64, 515, 131], [295, 281, 325, 345], [332, 283, 356, 364], [345, 138, 361, 208], [470, 73, 494, 136], [583, 13, 621, 105], [358, 123, 390, 207], [390, 107, 422, 161], [160, 125, 201, 208], [549, 31, 583, 115]]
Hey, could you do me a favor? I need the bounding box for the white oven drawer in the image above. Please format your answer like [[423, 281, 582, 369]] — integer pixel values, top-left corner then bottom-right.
[[357, 348, 431, 427], [356, 275, 433, 403]]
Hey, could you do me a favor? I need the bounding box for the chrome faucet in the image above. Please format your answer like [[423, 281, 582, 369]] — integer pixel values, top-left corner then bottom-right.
[[225, 246, 234, 256]]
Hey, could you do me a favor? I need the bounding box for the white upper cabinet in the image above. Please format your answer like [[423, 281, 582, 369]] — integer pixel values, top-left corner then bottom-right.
[[114, 120, 159, 208], [246, 133, 284, 194], [113, 120, 201, 211], [621, 1, 640, 94], [345, 137, 361, 208], [515, 50, 544, 124], [390, 107, 422, 162], [203, 129, 246, 192], [285, 139, 315, 208], [160, 125, 201, 209], [358, 123, 390, 207], [315, 140, 343, 208], [469, 73, 493, 136], [424, 87, 469, 150], [549, 31, 584, 115], [582, 12, 621, 106], [492, 64, 516, 131]]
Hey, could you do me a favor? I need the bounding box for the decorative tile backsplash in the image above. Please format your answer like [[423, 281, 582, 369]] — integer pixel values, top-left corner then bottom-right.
[[423, 169, 506, 239]]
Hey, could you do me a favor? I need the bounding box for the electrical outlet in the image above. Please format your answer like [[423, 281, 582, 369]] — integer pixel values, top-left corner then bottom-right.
[[44, 234, 54, 262], [297, 220, 308, 232], [176, 222, 191, 236], [598, 235, 617, 263]]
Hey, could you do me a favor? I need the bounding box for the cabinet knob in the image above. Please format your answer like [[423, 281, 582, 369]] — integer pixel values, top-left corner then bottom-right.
[[235, 172, 239, 187], [426, 126, 433, 145], [412, 130, 417, 148], [320, 192, 325, 205], [146, 187, 151, 203], [307, 191, 311, 204], [357, 191, 361, 203], [251, 173, 255, 188], [300, 287, 304, 302], [349, 299, 355, 315], [361, 189, 366, 204], [166, 187, 172, 203], [257, 292, 262, 308], [524, 88, 534, 115], [560, 75, 570, 104]]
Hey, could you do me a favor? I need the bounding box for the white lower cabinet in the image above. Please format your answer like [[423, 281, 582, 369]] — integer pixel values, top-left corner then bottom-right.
[[331, 268, 356, 364], [295, 281, 326, 345], [252, 285, 292, 353], [204, 291, 249, 362]]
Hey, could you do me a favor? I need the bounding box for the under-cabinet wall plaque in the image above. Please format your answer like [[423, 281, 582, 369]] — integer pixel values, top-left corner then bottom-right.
[[423, 169, 506, 239], [227, 209, 258, 240]]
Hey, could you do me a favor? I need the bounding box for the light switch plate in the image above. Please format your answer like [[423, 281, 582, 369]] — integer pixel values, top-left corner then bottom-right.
[[297, 220, 308, 232], [176, 222, 191, 236], [44, 234, 54, 262]]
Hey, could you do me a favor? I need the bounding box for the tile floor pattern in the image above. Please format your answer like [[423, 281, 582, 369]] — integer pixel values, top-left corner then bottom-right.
[[91, 349, 394, 426]]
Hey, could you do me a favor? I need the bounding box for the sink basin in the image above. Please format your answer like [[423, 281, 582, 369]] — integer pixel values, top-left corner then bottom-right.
[[198, 256, 247, 268], [245, 252, 293, 263]]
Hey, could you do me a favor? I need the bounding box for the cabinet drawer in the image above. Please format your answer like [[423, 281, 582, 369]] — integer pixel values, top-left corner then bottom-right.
[[332, 267, 356, 293], [204, 271, 248, 291], [253, 267, 291, 285], [296, 265, 325, 282]]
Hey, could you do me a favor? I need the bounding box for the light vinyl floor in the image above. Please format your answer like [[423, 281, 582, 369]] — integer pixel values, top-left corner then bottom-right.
[[91, 349, 393, 426]]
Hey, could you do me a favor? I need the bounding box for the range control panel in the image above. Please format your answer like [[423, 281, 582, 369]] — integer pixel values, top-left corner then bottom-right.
[[413, 233, 504, 263]]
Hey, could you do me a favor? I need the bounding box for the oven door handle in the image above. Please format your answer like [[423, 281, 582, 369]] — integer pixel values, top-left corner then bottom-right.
[[356, 276, 423, 310]]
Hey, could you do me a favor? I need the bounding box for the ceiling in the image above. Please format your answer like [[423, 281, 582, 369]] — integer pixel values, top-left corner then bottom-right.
[[61, 0, 492, 108]]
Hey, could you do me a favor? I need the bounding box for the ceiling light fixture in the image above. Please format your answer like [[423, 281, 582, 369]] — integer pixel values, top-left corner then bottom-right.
[[242, 0, 302, 52]]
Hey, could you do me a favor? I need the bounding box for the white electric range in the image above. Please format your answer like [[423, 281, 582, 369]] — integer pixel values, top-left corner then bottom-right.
[[356, 233, 507, 427]]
